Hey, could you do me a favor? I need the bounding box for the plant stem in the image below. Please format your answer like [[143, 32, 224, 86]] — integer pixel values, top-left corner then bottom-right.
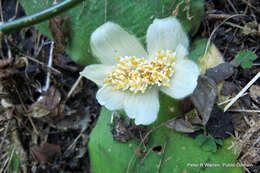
[[0, 0, 83, 37]]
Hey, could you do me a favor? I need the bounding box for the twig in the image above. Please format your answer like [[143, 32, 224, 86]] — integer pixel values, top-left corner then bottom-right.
[[0, 153, 9, 173], [204, 14, 245, 56], [126, 123, 165, 173], [140, 147, 153, 164], [1, 146, 15, 173], [206, 13, 234, 20], [65, 132, 82, 152], [156, 140, 168, 173], [241, 0, 260, 13], [42, 41, 54, 92], [27, 115, 39, 135], [253, 63, 260, 66], [218, 93, 248, 106], [224, 72, 260, 112], [224, 21, 244, 30], [228, 109, 260, 113], [0, 0, 84, 37], [226, 0, 239, 14], [8, 0, 20, 21], [0, 0, 12, 59], [0, 121, 9, 152], [78, 0, 86, 19], [24, 55, 61, 74], [66, 75, 83, 100]]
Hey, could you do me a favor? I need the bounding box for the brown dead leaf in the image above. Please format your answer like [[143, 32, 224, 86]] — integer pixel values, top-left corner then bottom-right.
[[29, 86, 61, 118], [242, 21, 259, 36], [205, 62, 234, 83], [165, 117, 195, 133], [249, 85, 260, 105], [31, 142, 61, 164], [111, 112, 148, 143], [191, 75, 218, 125], [48, 16, 71, 52]]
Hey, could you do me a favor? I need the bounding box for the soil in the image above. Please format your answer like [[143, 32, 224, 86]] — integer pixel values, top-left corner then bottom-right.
[[0, 0, 260, 173]]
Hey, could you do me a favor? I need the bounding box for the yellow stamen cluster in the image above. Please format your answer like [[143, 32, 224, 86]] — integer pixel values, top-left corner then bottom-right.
[[104, 50, 176, 94]]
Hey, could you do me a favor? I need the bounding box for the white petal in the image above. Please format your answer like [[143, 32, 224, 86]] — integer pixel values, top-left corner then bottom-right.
[[124, 89, 159, 125], [96, 86, 128, 110], [91, 22, 147, 65], [160, 59, 200, 99], [175, 44, 188, 60], [80, 64, 114, 86], [146, 17, 189, 59]]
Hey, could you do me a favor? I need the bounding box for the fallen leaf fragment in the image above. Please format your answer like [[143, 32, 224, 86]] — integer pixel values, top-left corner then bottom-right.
[[205, 62, 234, 83], [31, 142, 61, 164], [249, 85, 260, 105], [165, 117, 195, 133], [191, 75, 218, 125], [29, 86, 61, 118], [206, 105, 233, 139]]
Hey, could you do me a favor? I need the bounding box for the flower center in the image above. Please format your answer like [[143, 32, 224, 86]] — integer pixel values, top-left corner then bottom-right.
[[104, 49, 176, 94]]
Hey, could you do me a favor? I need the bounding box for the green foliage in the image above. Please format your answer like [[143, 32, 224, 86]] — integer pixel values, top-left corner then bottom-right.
[[20, 0, 204, 65], [215, 138, 224, 146], [89, 106, 243, 173], [7, 144, 21, 173], [195, 133, 208, 146], [235, 50, 257, 69], [188, 38, 209, 62], [195, 134, 224, 153]]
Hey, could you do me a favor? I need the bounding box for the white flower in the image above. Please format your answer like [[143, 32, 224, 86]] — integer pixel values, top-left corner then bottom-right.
[[80, 17, 200, 125]]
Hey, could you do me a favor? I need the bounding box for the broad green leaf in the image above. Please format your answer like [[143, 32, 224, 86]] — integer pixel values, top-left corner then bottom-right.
[[20, 0, 203, 65], [89, 106, 243, 173], [195, 134, 208, 146], [201, 135, 217, 153]]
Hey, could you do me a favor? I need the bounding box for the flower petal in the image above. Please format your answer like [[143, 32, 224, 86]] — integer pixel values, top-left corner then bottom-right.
[[80, 64, 114, 86], [91, 22, 147, 65], [146, 17, 189, 59], [160, 59, 200, 99], [96, 86, 128, 110], [175, 44, 188, 60], [124, 89, 159, 125]]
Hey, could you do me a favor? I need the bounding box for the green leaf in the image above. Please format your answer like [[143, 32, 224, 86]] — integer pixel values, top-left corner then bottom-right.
[[195, 134, 208, 146], [188, 38, 208, 62], [201, 135, 217, 153], [20, 0, 204, 65], [89, 107, 243, 173], [241, 61, 253, 69], [235, 50, 257, 69], [215, 139, 224, 146]]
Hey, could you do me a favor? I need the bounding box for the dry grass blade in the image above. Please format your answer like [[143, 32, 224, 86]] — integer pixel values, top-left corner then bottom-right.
[[224, 72, 260, 112]]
